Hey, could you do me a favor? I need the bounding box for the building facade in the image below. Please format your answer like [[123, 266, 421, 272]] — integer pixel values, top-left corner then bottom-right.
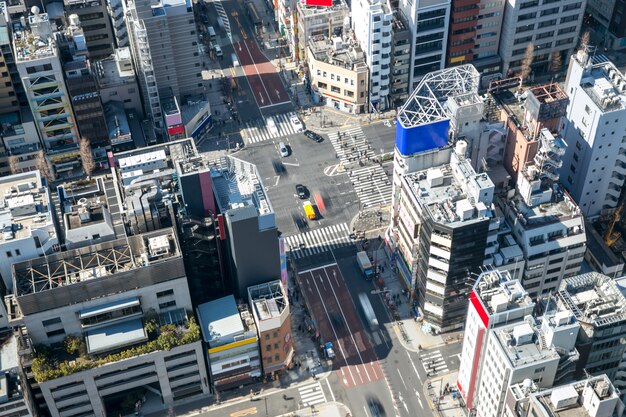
[[63, 0, 115, 60], [390, 11, 412, 107]]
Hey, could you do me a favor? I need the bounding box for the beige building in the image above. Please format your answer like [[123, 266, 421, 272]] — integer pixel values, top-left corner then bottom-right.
[[295, 0, 349, 64], [307, 36, 368, 114]]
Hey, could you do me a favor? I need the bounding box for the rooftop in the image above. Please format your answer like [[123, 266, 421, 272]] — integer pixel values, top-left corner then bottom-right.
[[13, 228, 180, 297], [162, 96, 180, 116], [298, 0, 349, 16], [308, 35, 368, 72], [212, 156, 274, 220], [197, 295, 257, 348], [0, 171, 52, 241], [473, 269, 533, 316], [557, 272, 626, 329], [504, 190, 582, 229], [494, 318, 560, 368], [532, 375, 621, 417], [403, 151, 494, 227], [94, 47, 136, 89], [13, 11, 56, 62], [104, 101, 132, 145], [248, 281, 287, 321], [574, 53, 626, 113]]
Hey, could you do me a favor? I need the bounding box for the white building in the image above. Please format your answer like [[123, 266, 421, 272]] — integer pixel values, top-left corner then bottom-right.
[[498, 0, 585, 75], [399, 0, 450, 90], [351, 0, 393, 111], [560, 52, 626, 218]]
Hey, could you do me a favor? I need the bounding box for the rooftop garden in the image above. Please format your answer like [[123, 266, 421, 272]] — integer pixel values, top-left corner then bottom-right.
[[31, 313, 200, 383]]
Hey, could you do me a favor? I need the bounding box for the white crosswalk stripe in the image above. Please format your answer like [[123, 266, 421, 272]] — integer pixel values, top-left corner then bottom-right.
[[242, 112, 299, 144], [349, 165, 392, 208], [284, 223, 352, 259], [328, 127, 376, 166], [420, 350, 448, 374], [298, 382, 326, 407], [213, 1, 231, 36]]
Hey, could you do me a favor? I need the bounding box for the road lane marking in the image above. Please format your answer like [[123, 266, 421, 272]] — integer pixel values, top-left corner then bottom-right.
[[397, 369, 407, 389], [416, 390, 424, 409], [230, 407, 257, 417], [363, 406, 371, 417], [310, 270, 357, 387], [240, 40, 271, 104], [325, 378, 336, 402], [323, 267, 372, 383]]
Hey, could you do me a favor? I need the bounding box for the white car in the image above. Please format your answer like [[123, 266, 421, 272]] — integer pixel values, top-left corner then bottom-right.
[[266, 117, 279, 136], [290, 115, 304, 132]]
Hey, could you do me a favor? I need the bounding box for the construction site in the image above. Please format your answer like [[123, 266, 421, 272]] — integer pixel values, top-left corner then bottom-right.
[[586, 199, 626, 278]]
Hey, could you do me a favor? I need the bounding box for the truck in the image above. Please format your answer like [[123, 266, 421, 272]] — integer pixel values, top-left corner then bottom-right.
[[358, 293, 379, 331], [303, 201, 316, 220], [357, 251, 374, 279], [324, 342, 335, 359]]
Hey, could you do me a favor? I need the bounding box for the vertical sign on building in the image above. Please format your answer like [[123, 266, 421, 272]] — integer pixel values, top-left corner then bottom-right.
[[279, 237, 288, 286]]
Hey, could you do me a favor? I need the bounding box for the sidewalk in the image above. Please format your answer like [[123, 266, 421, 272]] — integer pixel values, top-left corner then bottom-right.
[[424, 371, 466, 417], [278, 402, 352, 417], [301, 107, 397, 134]]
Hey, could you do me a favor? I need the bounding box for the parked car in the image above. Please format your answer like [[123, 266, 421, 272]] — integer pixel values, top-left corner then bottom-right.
[[279, 141, 289, 157], [303, 129, 323, 143], [290, 115, 304, 132], [295, 184, 308, 199]]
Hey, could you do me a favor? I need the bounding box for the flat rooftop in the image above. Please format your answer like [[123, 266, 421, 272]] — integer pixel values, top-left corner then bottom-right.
[[308, 36, 368, 71], [298, 0, 348, 16], [94, 48, 136, 89], [13, 14, 56, 62], [212, 156, 273, 218], [505, 191, 581, 228], [494, 319, 559, 368], [0, 171, 51, 241], [577, 58, 626, 113], [197, 295, 245, 347], [557, 272, 626, 329], [473, 270, 533, 316], [13, 228, 180, 296], [248, 281, 287, 321], [0, 332, 18, 372], [403, 154, 493, 227]]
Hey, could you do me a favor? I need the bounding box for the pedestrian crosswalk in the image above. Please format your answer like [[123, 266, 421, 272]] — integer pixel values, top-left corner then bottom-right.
[[420, 350, 448, 375], [242, 112, 300, 144], [328, 127, 376, 166], [213, 1, 231, 38], [298, 382, 326, 407], [284, 222, 352, 259], [349, 165, 392, 208]]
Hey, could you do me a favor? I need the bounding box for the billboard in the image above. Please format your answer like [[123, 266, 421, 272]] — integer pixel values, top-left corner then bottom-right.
[[279, 237, 288, 285], [395, 119, 450, 156], [305, 0, 332, 6]]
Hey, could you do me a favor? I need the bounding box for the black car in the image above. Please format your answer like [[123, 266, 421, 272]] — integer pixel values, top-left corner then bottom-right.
[[296, 184, 307, 199], [303, 130, 324, 143]]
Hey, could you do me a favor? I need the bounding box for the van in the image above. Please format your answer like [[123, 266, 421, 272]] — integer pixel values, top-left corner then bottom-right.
[[207, 26, 216, 42], [278, 141, 288, 157], [303, 201, 316, 220], [231, 53, 239, 67], [214, 45, 223, 59]]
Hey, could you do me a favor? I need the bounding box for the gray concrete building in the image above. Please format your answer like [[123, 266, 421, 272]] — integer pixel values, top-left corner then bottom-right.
[[390, 11, 411, 108], [64, 0, 115, 60], [95, 47, 143, 116]]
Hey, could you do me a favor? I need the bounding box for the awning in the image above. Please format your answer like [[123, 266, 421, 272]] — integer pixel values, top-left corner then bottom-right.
[[86, 318, 147, 354], [79, 297, 140, 320]]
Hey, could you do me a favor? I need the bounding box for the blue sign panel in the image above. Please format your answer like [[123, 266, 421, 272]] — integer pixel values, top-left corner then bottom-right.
[[395, 119, 450, 156]]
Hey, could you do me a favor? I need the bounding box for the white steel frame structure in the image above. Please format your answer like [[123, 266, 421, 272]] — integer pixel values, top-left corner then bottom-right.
[[397, 65, 480, 128]]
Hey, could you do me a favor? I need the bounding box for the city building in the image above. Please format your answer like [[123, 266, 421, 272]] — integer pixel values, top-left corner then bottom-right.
[[351, 0, 393, 111], [248, 281, 293, 377], [0, 13, 17, 115], [497, 128, 586, 299], [126, 0, 202, 131], [63, 0, 115, 60], [586, 0, 626, 52], [0, 4, 26, 108], [504, 374, 623, 417], [389, 11, 411, 108], [94, 48, 143, 116], [0, 109, 41, 174], [0, 171, 59, 330], [107, 0, 128, 47], [294, 0, 349, 65], [560, 52, 626, 218], [0, 331, 34, 417], [307, 35, 369, 114], [457, 269, 536, 410], [399, 0, 450, 90], [277, 0, 296, 60], [104, 101, 136, 152], [9, 228, 209, 417], [498, 0, 585, 76], [13, 7, 80, 176], [197, 295, 261, 391], [446, 0, 505, 80], [212, 156, 281, 297], [555, 272, 626, 382]]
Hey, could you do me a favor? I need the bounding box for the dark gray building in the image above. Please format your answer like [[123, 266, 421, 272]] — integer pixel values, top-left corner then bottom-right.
[[64, 0, 115, 60], [390, 11, 411, 108]]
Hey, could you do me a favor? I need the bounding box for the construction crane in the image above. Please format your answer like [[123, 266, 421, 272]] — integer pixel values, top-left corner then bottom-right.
[[604, 204, 624, 247]]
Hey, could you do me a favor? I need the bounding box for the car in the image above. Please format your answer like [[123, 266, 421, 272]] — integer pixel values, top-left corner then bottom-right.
[[214, 45, 223, 58], [278, 142, 289, 157], [267, 117, 279, 136], [290, 115, 304, 132], [303, 129, 323, 143], [295, 184, 307, 199]]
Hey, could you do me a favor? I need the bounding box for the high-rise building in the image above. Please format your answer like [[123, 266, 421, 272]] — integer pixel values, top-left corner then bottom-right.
[[13, 8, 81, 176], [389, 11, 412, 108], [560, 52, 626, 218], [586, 0, 626, 52], [94, 47, 143, 116], [399, 0, 450, 90], [461, 295, 578, 417], [126, 0, 202, 129], [351, 0, 393, 111], [63, 0, 115, 60], [504, 374, 623, 417], [498, 0, 585, 76], [446, 0, 504, 80], [108, 0, 129, 48]]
